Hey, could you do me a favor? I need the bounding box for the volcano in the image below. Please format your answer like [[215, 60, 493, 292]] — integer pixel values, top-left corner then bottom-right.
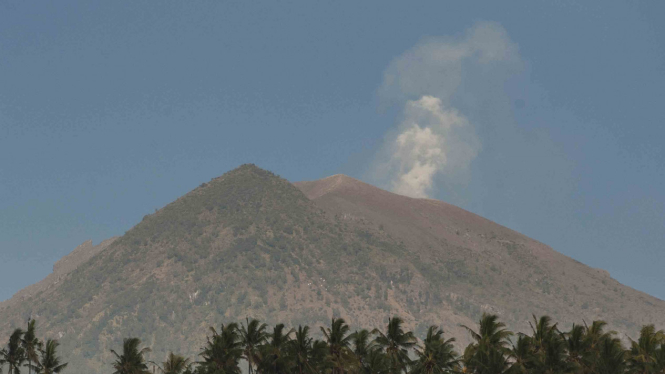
[[2, 165, 663, 374]]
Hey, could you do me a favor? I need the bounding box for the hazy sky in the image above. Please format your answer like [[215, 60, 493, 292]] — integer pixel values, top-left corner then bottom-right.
[[1, 1, 664, 302]]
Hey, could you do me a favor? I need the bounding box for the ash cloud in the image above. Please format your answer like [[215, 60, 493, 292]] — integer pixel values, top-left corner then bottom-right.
[[374, 21, 520, 198]]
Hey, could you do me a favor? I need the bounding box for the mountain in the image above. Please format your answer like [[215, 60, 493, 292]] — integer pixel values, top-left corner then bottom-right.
[[1, 164, 664, 374], [295, 174, 665, 330]]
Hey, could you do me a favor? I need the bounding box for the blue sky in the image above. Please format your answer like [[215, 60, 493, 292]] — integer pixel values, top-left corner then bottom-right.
[[1, 1, 664, 302]]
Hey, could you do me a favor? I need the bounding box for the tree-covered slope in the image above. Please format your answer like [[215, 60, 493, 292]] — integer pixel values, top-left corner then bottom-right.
[[0, 165, 423, 374]]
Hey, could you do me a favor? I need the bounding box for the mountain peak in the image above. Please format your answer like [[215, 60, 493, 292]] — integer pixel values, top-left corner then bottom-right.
[[121, 163, 310, 250], [207, 163, 280, 185], [294, 174, 387, 200]]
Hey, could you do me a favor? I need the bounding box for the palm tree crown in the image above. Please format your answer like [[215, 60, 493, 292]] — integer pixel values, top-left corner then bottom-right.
[[411, 326, 458, 374], [462, 314, 513, 374], [288, 326, 315, 374], [200, 323, 243, 374], [240, 318, 268, 374], [628, 324, 665, 374], [36, 340, 67, 374], [22, 320, 41, 374], [110, 338, 151, 374], [373, 316, 417, 374], [321, 318, 354, 374], [1, 329, 26, 374]]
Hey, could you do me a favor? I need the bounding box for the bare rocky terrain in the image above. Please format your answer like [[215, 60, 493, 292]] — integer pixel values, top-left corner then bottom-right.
[[295, 174, 665, 337]]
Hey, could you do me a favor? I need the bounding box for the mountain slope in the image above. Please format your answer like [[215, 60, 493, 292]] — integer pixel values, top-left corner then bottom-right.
[[0, 165, 421, 373], [1, 165, 663, 374], [0, 238, 118, 312], [295, 174, 665, 334]]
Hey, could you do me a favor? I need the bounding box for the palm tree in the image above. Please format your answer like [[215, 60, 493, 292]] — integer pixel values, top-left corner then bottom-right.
[[527, 315, 570, 374], [529, 316, 557, 350], [463, 344, 512, 374], [372, 317, 416, 374], [150, 353, 191, 374], [321, 318, 354, 374], [350, 329, 375, 371], [627, 324, 664, 374], [200, 323, 243, 374], [110, 338, 151, 374], [577, 320, 616, 374], [240, 318, 268, 374], [508, 335, 533, 374], [309, 340, 333, 374], [563, 324, 588, 373], [1, 329, 25, 374], [462, 314, 513, 352], [22, 320, 41, 374], [595, 337, 626, 374], [257, 324, 293, 374], [363, 349, 390, 374], [411, 326, 459, 374], [585, 320, 613, 349], [461, 314, 513, 374], [288, 326, 317, 374], [35, 340, 67, 374]]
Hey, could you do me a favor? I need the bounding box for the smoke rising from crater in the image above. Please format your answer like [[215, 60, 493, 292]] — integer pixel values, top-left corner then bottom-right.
[[375, 21, 520, 198]]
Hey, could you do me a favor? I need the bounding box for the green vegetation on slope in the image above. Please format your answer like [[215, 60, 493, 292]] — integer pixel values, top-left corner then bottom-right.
[[0, 165, 417, 374]]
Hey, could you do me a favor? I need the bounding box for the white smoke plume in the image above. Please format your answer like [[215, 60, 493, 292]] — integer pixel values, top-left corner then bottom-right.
[[389, 96, 477, 198], [375, 21, 520, 198]]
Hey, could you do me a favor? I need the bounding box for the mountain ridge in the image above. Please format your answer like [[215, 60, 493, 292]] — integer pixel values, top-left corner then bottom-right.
[[0, 237, 118, 309], [300, 175, 631, 278], [296, 173, 662, 311], [295, 174, 560, 262]]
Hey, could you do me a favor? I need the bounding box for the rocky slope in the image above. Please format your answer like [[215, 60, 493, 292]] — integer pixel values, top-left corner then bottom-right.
[[295, 175, 665, 335]]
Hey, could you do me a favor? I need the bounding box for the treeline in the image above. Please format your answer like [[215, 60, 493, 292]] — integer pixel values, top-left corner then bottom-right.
[[107, 314, 662, 374], [4, 314, 665, 374]]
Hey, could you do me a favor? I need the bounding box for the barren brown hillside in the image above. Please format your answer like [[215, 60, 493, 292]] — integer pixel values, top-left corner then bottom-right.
[[295, 174, 665, 338]]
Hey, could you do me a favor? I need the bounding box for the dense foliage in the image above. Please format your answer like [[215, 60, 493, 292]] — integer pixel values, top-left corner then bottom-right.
[[6, 313, 664, 374], [0, 320, 67, 374]]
